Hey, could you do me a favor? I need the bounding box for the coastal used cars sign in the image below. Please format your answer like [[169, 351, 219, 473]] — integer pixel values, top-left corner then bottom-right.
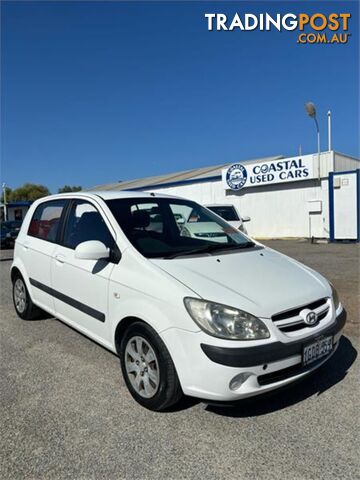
[[222, 155, 315, 191]]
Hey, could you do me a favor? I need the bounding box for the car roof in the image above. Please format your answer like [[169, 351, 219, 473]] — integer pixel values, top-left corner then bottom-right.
[[94, 190, 178, 200], [37, 190, 182, 202]]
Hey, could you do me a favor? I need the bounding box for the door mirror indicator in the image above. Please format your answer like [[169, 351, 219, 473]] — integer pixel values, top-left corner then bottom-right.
[[75, 240, 110, 261]]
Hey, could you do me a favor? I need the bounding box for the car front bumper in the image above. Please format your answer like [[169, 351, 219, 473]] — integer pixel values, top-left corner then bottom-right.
[[160, 308, 346, 401]]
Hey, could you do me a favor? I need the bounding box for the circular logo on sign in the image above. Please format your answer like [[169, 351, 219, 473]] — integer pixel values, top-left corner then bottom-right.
[[226, 164, 247, 190], [304, 311, 318, 326]]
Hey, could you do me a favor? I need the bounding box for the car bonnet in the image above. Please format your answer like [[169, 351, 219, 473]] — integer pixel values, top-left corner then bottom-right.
[[151, 247, 330, 319]]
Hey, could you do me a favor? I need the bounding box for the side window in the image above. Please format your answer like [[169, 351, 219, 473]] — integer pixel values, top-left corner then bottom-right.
[[28, 200, 66, 242], [63, 200, 114, 249]]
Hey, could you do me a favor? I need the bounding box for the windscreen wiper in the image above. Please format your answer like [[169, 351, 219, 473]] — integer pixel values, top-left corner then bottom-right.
[[164, 241, 256, 259]]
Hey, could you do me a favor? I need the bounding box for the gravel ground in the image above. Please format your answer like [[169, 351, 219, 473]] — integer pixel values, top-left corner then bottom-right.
[[0, 242, 359, 479]]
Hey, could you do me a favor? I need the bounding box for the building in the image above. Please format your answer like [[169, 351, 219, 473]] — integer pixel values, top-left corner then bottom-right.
[[0, 201, 32, 222], [90, 150, 360, 241]]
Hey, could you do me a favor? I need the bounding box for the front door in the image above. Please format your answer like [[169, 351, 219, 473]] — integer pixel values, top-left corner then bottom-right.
[[51, 199, 117, 345]]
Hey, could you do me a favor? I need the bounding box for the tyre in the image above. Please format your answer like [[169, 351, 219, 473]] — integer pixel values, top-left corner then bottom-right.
[[119, 321, 183, 411], [12, 273, 42, 320]]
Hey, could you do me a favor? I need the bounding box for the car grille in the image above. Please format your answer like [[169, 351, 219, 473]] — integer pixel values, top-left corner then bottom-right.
[[272, 298, 330, 334]]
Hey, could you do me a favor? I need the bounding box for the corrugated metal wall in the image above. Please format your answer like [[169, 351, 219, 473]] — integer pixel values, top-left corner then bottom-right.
[[334, 152, 360, 172]]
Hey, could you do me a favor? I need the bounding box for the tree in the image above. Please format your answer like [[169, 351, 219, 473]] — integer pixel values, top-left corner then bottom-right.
[[9, 183, 50, 202], [58, 185, 82, 193]]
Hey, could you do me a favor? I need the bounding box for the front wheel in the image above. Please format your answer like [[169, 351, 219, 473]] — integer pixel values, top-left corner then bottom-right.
[[119, 321, 182, 411]]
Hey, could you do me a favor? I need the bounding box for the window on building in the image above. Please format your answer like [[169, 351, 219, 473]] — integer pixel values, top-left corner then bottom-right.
[[14, 209, 23, 221]]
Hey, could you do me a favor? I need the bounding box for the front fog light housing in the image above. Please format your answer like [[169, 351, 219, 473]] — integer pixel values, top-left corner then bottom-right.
[[330, 284, 341, 311], [184, 297, 270, 340], [229, 372, 252, 391]]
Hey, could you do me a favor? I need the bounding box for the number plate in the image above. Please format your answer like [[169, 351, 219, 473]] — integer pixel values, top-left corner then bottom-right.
[[302, 336, 333, 366]]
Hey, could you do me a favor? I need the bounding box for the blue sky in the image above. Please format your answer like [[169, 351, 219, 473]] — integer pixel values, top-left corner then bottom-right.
[[1, 1, 359, 192]]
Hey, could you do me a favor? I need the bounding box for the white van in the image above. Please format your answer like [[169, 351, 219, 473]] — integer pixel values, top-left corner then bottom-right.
[[11, 191, 346, 411]]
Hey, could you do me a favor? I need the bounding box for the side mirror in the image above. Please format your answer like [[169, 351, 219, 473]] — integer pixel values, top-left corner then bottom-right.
[[242, 216, 251, 223], [75, 240, 110, 261]]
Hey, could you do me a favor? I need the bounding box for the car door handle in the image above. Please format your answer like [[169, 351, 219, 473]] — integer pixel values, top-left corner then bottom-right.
[[23, 241, 30, 251], [55, 254, 66, 264]]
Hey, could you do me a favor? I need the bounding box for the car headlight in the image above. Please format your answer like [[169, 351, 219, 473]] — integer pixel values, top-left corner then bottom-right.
[[184, 297, 270, 340], [330, 284, 341, 310]]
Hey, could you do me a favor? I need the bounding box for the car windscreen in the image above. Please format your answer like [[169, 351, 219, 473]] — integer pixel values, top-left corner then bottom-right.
[[106, 198, 253, 258], [207, 206, 240, 221]]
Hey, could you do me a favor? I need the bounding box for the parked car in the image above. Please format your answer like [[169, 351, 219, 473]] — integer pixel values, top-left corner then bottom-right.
[[176, 205, 241, 241], [11, 191, 346, 411], [1, 224, 12, 248], [3, 220, 22, 232], [205, 204, 250, 233], [2, 220, 22, 246], [180, 222, 228, 243]]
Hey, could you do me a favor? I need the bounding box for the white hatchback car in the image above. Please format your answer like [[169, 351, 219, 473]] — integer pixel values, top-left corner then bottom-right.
[[11, 191, 346, 411]]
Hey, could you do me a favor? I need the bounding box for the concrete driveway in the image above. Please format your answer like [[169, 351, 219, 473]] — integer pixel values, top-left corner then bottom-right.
[[0, 242, 359, 479]]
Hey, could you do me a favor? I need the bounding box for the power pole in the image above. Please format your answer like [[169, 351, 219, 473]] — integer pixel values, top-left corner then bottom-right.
[[327, 110, 332, 151], [2, 183, 7, 221]]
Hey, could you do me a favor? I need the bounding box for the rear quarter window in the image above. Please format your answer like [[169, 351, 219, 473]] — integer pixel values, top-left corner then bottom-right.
[[28, 200, 66, 242]]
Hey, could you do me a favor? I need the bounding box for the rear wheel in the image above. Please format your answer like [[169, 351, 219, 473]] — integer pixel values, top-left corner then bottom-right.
[[12, 273, 42, 320], [119, 321, 182, 411]]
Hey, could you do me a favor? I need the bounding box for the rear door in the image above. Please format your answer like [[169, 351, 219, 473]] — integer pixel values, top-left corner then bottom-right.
[[24, 199, 68, 313], [51, 199, 117, 345]]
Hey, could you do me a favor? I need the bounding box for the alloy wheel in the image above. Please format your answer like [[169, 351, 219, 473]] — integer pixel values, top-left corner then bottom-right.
[[14, 278, 27, 314], [124, 336, 160, 398]]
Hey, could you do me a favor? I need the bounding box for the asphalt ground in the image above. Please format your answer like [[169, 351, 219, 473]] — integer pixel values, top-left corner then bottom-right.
[[0, 242, 359, 479]]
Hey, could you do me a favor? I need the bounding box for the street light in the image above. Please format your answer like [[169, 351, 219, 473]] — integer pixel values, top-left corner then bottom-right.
[[305, 102, 321, 179]]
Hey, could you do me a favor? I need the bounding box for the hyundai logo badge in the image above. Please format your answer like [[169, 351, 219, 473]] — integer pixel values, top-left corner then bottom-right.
[[304, 311, 318, 326]]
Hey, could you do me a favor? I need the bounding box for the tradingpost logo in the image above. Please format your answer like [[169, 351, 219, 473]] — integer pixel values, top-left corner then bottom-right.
[[205, 12, 351, 44]]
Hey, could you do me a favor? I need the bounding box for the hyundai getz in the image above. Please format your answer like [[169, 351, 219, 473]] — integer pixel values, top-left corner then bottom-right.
[[11, 191, 346, 411]]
